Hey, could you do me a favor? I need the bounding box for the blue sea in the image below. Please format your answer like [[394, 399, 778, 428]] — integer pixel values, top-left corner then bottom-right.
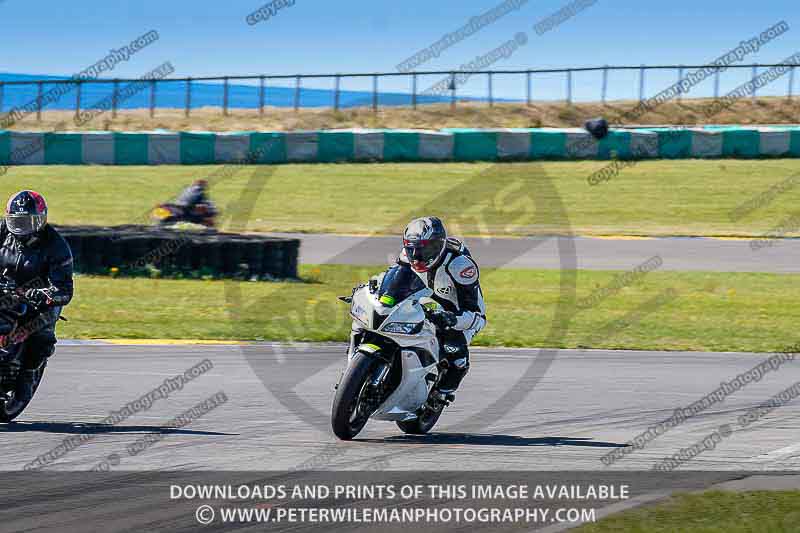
[[0, 73, 486, 111]]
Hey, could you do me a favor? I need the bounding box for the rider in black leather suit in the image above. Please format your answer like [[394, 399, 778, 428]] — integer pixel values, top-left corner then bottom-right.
[[0, 190, 73, 403]]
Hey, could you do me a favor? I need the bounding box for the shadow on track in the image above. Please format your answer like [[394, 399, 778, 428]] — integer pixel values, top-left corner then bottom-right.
[[357, 433, 629, 448], [0, 421, 234, 436]]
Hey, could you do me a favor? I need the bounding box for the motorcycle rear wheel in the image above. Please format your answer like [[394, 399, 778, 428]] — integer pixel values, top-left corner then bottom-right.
[[0, 363, 46, 423], [331, 352, 380, 440], [396, 400, 444, 435]]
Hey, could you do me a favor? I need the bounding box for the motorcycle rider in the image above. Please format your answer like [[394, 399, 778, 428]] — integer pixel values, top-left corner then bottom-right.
[[0, 190, 73, 404], [397, 216, 486, 402], [172, 179, 217, 225]]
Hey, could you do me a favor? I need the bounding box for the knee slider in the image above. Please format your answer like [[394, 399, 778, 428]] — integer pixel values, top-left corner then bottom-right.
[[452, 357, 469, 370]]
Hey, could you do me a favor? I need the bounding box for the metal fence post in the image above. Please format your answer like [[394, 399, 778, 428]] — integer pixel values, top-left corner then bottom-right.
[[526, 71, 532, 106], [75, 81, 82, 121], [185, 77, 192, 117], [566, 70, 572, 104], [601, 66, 608, 103], [638, 65, 645, 102], [259, 76, 265, 115], [294, 75, 301, 111], [112, 79, 119, 118], [4, 64, 798, 124], [450, 72, 456, 109], [149, 80, 156, 118], [372, 74, 378, 112], [412, 73, 417, 109], [223, 77, 229, 116], [36, 81, 43, 121], [334, 74, 341, 111]]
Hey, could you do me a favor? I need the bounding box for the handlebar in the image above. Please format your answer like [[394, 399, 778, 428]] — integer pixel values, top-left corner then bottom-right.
[[0, 277, 49, 311]]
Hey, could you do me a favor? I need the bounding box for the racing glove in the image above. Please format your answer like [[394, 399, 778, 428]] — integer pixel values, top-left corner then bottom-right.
[[427, 309, 457, 330], [24, 288, 54, 307]]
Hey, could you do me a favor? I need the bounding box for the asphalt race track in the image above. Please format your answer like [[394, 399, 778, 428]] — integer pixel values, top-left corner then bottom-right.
[[5, 343, 800, 472], [272, 233, 800, 272]]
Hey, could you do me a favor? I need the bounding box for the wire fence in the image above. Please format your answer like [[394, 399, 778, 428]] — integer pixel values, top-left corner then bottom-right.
[[0, 63, 798, 121]]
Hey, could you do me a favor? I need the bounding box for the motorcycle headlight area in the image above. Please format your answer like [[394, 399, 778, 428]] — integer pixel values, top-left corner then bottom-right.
[[381, 322, 423, 334]]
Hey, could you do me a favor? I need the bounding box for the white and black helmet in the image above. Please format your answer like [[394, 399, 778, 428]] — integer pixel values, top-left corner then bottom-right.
[[403, 216, 447, 272]]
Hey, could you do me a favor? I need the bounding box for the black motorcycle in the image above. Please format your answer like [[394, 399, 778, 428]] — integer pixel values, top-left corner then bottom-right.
[[0, 277, 54, 422], [151, 202, 217, 228]]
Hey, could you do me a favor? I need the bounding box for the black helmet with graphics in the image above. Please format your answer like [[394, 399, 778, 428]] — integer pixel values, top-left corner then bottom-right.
[[5, 190, 48, 236], [403, 216, 447, 273]]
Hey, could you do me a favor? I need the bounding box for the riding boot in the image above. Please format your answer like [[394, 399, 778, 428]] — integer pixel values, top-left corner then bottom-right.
[[434, 330, 470, 402], [14, 368, 39, 405], [14, 331, 54, 404], [22, 322, 58, 371], [435, 356, 469, 399], [22, 338, 55, 370]]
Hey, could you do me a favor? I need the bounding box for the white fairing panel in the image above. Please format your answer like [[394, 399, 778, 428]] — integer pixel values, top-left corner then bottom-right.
[[373, 349, 436, 421], [349, 286, 378, 329]]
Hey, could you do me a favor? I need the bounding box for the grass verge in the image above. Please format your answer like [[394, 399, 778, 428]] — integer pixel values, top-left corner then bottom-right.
[[576, 490, 800, 532], [7, 97, 800, 132], [60, 265, 800, 353], [5, 160, 800, 237]]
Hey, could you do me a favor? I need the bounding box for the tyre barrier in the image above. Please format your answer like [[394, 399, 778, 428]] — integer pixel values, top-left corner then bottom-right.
[[53, 225, 299, 280]]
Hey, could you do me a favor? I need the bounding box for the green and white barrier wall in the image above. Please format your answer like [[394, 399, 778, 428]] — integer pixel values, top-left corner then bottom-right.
[[1, 126, 799, 166]]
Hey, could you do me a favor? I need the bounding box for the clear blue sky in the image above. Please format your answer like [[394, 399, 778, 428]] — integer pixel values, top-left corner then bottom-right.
[[1, 0, 798, 100]]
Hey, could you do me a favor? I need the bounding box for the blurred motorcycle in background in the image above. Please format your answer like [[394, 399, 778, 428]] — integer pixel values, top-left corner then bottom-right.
[[151, 201, 217, 228]]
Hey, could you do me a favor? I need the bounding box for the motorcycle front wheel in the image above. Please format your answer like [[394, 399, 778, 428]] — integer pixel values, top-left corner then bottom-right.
[[331, 352, 381, 440]]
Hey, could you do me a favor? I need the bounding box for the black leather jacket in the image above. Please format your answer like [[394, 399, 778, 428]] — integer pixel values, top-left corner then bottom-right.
[[175, 185, 208, 208], [0, 222, 74, 307]]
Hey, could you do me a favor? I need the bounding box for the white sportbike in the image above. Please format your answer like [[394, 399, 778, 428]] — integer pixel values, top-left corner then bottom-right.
[[331, 265, 451, 440]]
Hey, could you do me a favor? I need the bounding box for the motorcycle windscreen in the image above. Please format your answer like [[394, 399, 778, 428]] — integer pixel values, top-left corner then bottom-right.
[[378, 264, 425, 306]]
